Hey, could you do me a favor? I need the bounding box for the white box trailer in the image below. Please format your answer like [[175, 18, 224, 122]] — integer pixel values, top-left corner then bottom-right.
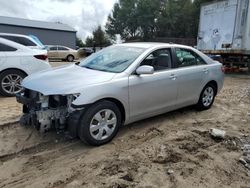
[[197, 0, 250, 57]]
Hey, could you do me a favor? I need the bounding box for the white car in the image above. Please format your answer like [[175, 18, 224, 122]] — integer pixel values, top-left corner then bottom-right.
[[0, 38, 51, 96], [0, 33, 45, 50]]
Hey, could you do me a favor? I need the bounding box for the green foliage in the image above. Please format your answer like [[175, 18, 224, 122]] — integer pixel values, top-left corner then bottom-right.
[[85, 36, 94, 47], [105, 0, 214, 41], [85, 26, 111, 47], [76, 37, 85, 48]]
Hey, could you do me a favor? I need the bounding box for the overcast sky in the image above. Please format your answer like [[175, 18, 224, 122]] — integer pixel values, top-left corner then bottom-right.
[[0, 0, 117, 40]]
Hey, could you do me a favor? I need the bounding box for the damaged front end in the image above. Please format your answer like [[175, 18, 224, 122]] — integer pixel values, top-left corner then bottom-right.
[[16, 89, 81, 133]]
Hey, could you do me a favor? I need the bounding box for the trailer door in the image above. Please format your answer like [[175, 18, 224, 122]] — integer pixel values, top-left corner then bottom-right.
[[197, 0, 238, 51]]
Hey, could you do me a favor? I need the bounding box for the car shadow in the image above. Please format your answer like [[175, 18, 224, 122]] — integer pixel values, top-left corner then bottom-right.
[[118, 105, 197, 137]]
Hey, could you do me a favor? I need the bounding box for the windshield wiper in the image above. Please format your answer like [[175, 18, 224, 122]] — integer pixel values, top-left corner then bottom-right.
[[83, 65, 96, 70]]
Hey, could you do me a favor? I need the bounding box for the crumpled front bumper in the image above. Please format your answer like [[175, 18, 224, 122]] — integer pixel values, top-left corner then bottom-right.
[[16, 94, 40, 109]]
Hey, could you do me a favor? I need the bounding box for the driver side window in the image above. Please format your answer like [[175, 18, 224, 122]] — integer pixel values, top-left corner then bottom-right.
[[140, 49, 171, 71]]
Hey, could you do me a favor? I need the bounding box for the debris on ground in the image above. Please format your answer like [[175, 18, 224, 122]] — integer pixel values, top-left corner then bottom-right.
[[210, 128, 226, 139], [167, 169, 174, 175], [239, 136, 250, 170]]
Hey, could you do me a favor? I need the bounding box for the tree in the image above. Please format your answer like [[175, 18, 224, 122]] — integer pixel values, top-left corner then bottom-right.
[[136, 0, 163, 40], [85, 36, 94, 47], [106, 0, 141, 41], [85, 26, 111, 47], [93, 26, 111, 47], [106, 0, 214, 41], [76, 37, 85, 48]]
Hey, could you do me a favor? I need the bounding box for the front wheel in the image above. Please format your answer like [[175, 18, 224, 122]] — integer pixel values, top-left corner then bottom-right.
[[78, 101, 122, 146], [196, 84, 216, 111]]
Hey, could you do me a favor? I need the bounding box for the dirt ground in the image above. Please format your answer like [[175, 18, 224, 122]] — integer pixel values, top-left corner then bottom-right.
[[0, 71, 250, 188]]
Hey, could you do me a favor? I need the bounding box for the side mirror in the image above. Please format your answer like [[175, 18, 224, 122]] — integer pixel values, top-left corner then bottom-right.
[[136, 65, 154, 75]]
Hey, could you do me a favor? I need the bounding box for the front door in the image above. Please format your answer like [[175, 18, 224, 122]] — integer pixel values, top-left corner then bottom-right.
[[129, 48, 178, 121]]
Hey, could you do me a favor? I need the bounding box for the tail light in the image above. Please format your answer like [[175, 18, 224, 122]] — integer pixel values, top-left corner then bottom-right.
[[221, 65, 225, 73], [34, 54, 48, 61]]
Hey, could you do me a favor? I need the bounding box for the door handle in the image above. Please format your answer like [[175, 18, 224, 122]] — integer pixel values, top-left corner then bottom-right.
[[203, 68, 209, 74], [169, 74, 177, 80]]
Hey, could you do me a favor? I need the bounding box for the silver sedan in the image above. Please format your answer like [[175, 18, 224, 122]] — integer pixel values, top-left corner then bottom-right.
[[17, 43, 224, 146]]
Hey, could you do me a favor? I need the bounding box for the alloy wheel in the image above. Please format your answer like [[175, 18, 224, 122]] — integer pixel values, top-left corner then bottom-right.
[[1, 74, 23, 95]]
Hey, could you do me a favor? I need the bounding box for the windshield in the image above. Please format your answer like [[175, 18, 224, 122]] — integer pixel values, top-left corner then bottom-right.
[[79, 46, 145, 73]]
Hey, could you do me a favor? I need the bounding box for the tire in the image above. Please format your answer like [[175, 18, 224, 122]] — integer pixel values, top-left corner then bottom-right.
[[78, 100, 122, 146], [66, 55, 74, 62], [0, 69, 26, 97], [196, 83, 216, 111]]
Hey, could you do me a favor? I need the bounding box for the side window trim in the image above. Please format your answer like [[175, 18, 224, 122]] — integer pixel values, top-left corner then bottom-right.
[[171, 47, 178, 69], [143, 48, 173, 71], [131, 47, 175, 75], [0, 43, 17, 52], [173, 47, 207, 69], [50, 46, 58, 51]]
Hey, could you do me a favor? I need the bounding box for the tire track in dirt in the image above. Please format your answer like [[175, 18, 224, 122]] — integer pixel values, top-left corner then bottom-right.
[[0, 130, 83, 163]]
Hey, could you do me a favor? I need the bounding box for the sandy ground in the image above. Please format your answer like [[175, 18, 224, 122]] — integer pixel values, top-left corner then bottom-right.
[[0, 71, 250, 188]]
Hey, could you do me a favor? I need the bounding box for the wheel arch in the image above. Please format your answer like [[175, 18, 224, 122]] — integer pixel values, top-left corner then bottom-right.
[[66, 54, 74, 58], [95, 98, 126, 123], [0, 68, 28, 76], [206, 80, 218, 95]]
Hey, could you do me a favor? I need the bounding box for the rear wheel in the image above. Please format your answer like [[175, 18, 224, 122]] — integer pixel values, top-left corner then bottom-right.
[[0, 70, 26, 97], [66, 55, 74, 62], [78, 101, 121, 146], [196, 83, 216, 111]]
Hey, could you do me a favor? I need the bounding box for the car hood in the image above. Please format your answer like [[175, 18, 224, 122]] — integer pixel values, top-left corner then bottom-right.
[[22, 64, 117, 95]]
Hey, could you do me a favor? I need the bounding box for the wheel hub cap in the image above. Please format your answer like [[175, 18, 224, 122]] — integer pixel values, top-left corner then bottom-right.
[[90, 109, 117, 141], [202, 87, 214, 107]]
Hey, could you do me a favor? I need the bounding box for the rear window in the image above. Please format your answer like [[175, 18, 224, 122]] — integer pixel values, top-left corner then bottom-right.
[[0, 36, 36, 46], [58, 46, 69, 51], [0, 43, 17, 51], [49, 46, 57, 50], [17, 37, 37, 46]]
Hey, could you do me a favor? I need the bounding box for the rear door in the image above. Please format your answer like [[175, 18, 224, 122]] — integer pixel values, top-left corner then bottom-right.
[[0, 43, 20, 68], [48, 46, 58, 59], [57, 46, 70, 59], [172, 48, 209, 107], [0, 43, 6, 67]]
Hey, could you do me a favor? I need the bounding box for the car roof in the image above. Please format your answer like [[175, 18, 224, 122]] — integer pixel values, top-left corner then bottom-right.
[[0, 33, 44, 47], [116, 42, 193, 50], [46, 45, 72, 49], [0, 33, 31, 38]]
